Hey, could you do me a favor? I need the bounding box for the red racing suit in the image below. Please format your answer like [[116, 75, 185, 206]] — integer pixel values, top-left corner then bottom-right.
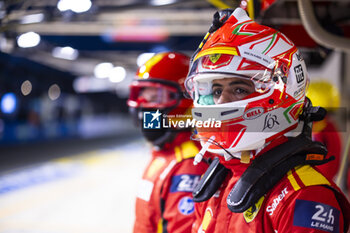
[[192, 137, 350, 233], [133, 131, 209, 233], [312, 116, 342, 181]]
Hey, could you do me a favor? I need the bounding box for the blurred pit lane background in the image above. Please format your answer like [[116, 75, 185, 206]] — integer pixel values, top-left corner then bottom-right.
[[0, 0, 350, 232]]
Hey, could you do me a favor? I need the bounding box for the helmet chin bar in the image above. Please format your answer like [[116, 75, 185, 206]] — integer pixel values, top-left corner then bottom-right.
[[191, 133, 257, 162]]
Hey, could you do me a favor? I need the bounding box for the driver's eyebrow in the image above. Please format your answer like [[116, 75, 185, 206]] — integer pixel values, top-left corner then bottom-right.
[[212, 83, 223, 88], [212, 80, 251, 88], [229, 80, 252, 86]]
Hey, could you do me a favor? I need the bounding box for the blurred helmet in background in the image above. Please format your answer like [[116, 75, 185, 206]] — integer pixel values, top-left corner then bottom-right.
[[128, 52, 192, 147], [306, 80, 340, 111]]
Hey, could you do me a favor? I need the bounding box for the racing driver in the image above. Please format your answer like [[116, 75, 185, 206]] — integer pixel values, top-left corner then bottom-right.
[[185, 8, 350, 233]]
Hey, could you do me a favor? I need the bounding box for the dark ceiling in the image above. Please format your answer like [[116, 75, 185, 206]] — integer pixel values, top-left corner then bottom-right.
[[0, 0, 349, 96]]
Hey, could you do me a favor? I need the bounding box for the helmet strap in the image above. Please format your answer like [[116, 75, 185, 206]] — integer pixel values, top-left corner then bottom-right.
[[240, 151, 251, 164], [300, 97, 327, 137]]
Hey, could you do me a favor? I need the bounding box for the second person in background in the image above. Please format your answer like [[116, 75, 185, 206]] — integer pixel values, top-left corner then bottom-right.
[[127, 52, 209, 233], [307, 80, 342, 182]]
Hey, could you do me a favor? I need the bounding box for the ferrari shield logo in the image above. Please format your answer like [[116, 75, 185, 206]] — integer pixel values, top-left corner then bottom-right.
[[199, 207, 213, 231], [209, 54, 221, 64], [202, 53, 233, 70], [243, 196, 265, 223]]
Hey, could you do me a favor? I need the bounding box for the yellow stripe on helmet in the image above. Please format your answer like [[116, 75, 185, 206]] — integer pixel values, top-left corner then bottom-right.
[[194, 46, 238, 62], [138, 53, 165, 79]]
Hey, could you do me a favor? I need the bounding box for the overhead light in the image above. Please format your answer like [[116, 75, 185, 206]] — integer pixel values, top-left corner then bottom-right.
[[73, 76, 115, 93], [106, 27, 169, 43], [1, 93, 17, 114], [52, 46, 79, 60], [71, 0, 92, 13], [137, 53, 155, 67], [17, 32, 40, 48], [48, 84, 61, 100], [150, 0, 176, 6], [57, 0, 70, 11], [21, 13, 44, 24], [94, 62, 113, 79], [57, 0, 92, 13], [21, 80, 32, 96], [109, 66, 126, 83]]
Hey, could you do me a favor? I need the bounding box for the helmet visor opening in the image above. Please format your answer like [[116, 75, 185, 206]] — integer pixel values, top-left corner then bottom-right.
[[185, 54, 274, 105], [128, 81, 179, 108]]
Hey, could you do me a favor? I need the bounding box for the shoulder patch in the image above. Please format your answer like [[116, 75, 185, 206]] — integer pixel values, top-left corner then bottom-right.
[[145, 157, 166, 179], [293, 199, 340, 232], [287, 165, 330, 191], [174, 141, 199, 162], [178, 196, 195, 215], [136, 179, 154, 201], [170, 174, 201, 193]]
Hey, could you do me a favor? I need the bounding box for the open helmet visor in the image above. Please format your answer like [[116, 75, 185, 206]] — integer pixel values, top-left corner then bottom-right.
[[185, 54, 276, 105], [128, 80, 180, 108]]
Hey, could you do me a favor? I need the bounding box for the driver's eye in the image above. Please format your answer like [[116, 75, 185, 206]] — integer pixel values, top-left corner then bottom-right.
[[235, 88, 249, 95], [212, 88, 222, 97], [139, 88, 159, 102]]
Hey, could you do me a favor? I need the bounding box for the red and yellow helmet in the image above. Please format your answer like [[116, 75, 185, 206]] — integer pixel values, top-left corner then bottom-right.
[[185, 8, 309, 159], [128, 52, 192, 112], [306, 80, 340, 111], [128, 52, 192, 147]]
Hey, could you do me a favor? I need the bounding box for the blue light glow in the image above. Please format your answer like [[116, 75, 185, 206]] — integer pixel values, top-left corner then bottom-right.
[[1, 93, 17, 114]]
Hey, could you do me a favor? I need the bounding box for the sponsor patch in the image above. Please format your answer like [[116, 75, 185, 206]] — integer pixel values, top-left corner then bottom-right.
[[136, 179, 154, 202], [243, 107, 264, 120], [293, 199, 340, 232], [178, 196, 194, 215], [170, 174, 200, 193], [293, 86, 304, 98], [240, 47, 275, 67], [294, 64, 304, 84], [244, 195, 265, 223], [200, 208, 213, 232], [266, 187, 288, 216], [262, 113, 280, 131], [209, 54, 221, 64], [202, 53, 233, 69]]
